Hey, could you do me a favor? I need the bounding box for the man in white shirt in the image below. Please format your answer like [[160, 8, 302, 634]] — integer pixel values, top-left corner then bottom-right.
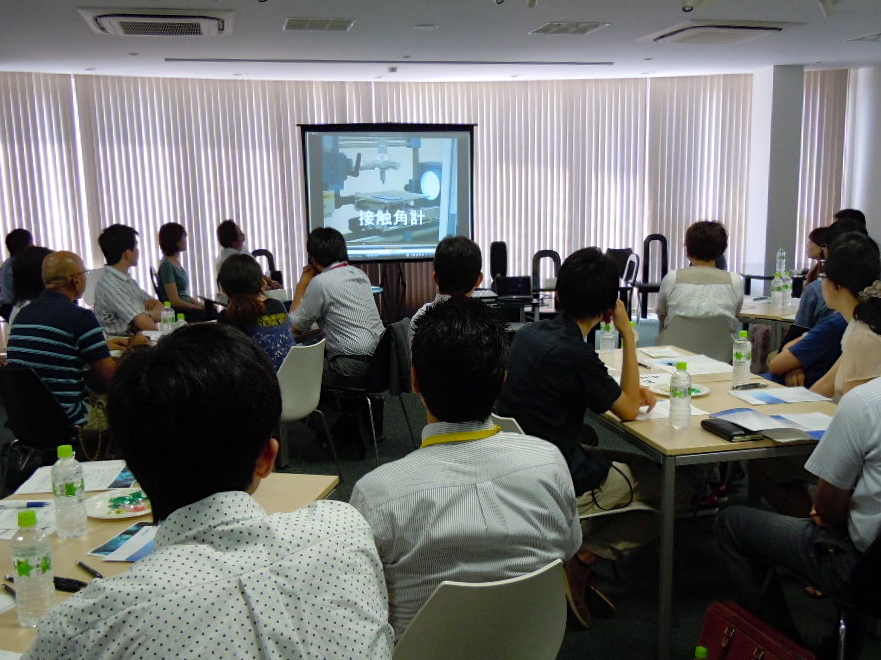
[[23, 323, 394, 660], [350, 297, 582, 637], [93, 224, 161, 336], [715, 376, 881, 646]]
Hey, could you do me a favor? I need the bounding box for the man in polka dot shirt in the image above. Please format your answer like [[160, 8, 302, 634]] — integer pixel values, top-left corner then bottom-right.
[[23, 323, 394, 660]]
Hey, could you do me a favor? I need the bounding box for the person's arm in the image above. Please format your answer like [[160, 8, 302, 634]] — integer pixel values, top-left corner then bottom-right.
[[162, 281, 203, 311], [767, 337, 805, 375], [810, 357, 839, 397], [289, 264, 318, 314], [131, 312, 158, 332], [810, 479, 852, 530], [609, 300, 656, 420], [656, 272, 674, 330], [89, 356, 116, 388]]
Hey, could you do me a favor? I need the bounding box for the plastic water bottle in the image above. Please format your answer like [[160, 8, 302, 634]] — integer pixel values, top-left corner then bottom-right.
[[770, 272, 784, 310], [732, 330, 752, 388], [669, 362, 691, 429], [160, 302, 175, 331], [51, 444, 87, 538], [599, 323, 617, 353], [694, 646, 709, 660], [10, 510, 55, 627], [782, 270, 793, 308], [175, 312, 187, 329], [775, 247, 787, 274]]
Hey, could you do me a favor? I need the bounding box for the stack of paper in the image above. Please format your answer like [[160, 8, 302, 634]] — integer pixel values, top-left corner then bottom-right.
[[15, 461, 135, 495], [712, 408, 833, 441]]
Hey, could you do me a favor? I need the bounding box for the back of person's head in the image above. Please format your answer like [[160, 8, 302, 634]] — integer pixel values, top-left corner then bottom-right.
[[808, 226, 829, 248], [98, 224, 138, 265], [411, 296, 507, 423], [108, 323, 282, 522], [158, 222, 186, 257], [833, 208, 866, 227], [685, 221, 728, 262], [825, 232, 881, 334], [12, 246, 53, 303], [5, 229, 33, 256], [216, 219, 239, 248], [218, 254, 265, 325], [433, 236, 482, 295], [825, 217, 868, 247], [555, 247, 619, 319], [307, 227, 348, 267]]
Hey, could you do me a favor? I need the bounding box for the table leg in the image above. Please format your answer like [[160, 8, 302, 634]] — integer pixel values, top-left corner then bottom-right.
[[658, 456, 676, 660]]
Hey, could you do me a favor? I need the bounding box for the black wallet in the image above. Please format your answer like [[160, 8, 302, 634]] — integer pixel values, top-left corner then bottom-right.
[[700, 418, 765, 442]]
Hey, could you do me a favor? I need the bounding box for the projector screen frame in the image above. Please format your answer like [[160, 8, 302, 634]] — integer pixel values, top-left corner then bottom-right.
[[299, 122, 475, 264]]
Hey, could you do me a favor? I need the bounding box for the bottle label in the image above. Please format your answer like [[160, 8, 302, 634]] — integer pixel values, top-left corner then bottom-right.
[[15, 552, 52, 578], [671, 387, 689, 398], [53, 479, 84, 498], [734, 350, 752, 361]]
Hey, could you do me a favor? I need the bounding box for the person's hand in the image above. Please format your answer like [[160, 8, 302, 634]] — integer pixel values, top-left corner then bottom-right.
[[299, 264, 318, 284], [639, 386, 657, 413], [267, 278, 283, 290], [145, 299, 161, 311], [810, 507, 831, 528], [785, 368, 806, 387], [611, 299, 632, 335], [128, 333, 149, 348]]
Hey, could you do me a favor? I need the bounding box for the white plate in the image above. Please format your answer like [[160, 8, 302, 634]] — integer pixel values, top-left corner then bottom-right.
[[86, 488, 152, 520], [650, 383, 712, 398]]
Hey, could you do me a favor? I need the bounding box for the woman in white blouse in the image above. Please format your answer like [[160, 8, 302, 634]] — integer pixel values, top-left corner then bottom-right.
[[656, 220, 743, 333]]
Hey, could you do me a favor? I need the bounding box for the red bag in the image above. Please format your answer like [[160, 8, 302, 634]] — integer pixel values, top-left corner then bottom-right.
[[699, 601, 816, 660]]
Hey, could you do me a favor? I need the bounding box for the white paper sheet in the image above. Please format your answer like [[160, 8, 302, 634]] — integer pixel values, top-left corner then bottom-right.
[[639, 347, 685, 358], [636, 399, 707, 420], [649, 355, 733, 375], [15, 460, 128, 495], [0, 594, 16, 619], [729, 387, 830, 406], [0, 504, 56, 540]]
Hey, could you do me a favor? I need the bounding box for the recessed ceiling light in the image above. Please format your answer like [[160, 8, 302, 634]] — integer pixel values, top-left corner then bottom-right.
[[84, 67, 96, 71], [129, 52, 139, 56], [413, 24, 439, 30], [403, 55, 412, 59]]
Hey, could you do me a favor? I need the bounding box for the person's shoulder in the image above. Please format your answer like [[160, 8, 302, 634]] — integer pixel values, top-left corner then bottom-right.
[[263, 297, 287, 314], [276, 499, 373, 536]]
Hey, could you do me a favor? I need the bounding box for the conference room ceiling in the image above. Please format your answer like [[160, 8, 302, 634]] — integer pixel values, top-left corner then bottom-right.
[[2, 0, 881, 81]]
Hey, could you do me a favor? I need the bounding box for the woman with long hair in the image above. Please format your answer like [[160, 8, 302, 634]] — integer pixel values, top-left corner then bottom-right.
[[217, 254, 295, 370]]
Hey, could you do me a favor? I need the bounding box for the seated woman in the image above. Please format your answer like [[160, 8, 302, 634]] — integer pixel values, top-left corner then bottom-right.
[[810, 232, 881, 400], [804, 225, 828, 285], [157, 223, 212, 322], [217, 254, 296, 371], [9, 246, 53, 325], [656, 221, 743, 334]]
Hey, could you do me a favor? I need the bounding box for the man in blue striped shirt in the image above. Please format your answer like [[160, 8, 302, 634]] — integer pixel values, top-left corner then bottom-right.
[[7, 251, 116, 426]]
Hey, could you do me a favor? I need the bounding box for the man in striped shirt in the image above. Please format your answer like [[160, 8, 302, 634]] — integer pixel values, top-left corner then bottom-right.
[[289, 227, 384, 389], [93, 224, 162, 336], [7, 251, 116, 426], [350, 297, 581, 637]]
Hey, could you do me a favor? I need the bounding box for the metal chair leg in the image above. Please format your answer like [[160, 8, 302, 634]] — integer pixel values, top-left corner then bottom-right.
[[364, 395, 380, 466], [276, 422, 291, 470], [399, 394, 419, 449], [312, 408, 343, 483]]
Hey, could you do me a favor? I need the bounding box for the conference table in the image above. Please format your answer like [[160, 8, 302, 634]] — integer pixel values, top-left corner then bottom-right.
[[0, 471, 339, 654], [593, 348, 836, 660]]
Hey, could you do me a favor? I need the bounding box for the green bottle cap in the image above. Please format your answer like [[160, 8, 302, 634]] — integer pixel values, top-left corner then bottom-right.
[[695, 646, 708, 660], [739, 330, 748, 338], [57, 444, 74, 458], [677, 362, 687, 370], [176, 313, 185, 322], [164, 301, 172, 308], [18, 510, 37, 527]]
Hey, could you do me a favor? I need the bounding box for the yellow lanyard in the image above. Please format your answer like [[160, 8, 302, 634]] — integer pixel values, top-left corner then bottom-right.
[[420, 426, 502, 449]]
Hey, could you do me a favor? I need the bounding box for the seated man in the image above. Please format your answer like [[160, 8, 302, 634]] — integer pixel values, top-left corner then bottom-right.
[[408, 235, 483, 343], [289, 227, 384, 389], [714, 376, 881, 648], [93, 224, 161, 336], [497, 247, 695, 621], [764, 311, 847, 388], [7, 251, 116, 427], [0, 228, 33, 321], [350, 297, 581, 636], [23, 323, 394, 659]]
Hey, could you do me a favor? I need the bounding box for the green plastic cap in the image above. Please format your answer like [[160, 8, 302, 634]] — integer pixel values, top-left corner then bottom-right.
[[630, 320, 637, 327], [176, 313, 185, 321], [695, 646, 708, 660], [164, 301, 172, 308], [739, 330, 748, 338], [604, 323, 612, 331], [18, 510, 37, 527], [677, 362, 687, 371], [57, 444, 74, 458]]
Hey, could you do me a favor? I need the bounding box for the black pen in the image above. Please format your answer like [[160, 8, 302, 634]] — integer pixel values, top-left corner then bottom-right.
[[733, 383, 769, 390], [77, 561, 104, 580], [2, 582, 15, 598], [6, 574, 88, 593]]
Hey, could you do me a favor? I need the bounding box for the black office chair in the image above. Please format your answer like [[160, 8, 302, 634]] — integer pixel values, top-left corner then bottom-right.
[[633, 233, 669, 318], [149, 266, 164, 301], [252, 248, 283, 286], [836, 531, 881, 660], [0, 367, 80, 493], [531, 250, 561, 294], [604, 248, 640, 316]]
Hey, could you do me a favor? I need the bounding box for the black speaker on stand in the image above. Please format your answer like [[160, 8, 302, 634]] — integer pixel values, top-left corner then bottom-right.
[[489, 241, 507, 293]]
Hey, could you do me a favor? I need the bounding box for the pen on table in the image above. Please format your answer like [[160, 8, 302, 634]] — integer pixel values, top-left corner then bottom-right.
[[2, 582, 15, 598], [0, 501, 51, 509], [637, 362, 651, 369], [733, 383, 769, 390], [77, 561, 104, 579]]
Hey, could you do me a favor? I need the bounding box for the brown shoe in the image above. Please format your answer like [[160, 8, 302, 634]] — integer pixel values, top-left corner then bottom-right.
[[563, 556, 617, 629]]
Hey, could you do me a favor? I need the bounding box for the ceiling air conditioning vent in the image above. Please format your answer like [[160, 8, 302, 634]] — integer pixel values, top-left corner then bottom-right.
[[641, 21, 795, 46], [284, 17, 355, 33], [79, 9, 234, 37], [530, 22, 609, 36], [848, 31, 881, 43]]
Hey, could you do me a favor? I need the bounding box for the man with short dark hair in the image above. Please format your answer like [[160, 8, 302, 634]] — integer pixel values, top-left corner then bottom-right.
[[7, 251, 116, 426], [289, 227, 384, 388], [93, 224, 161, 335], [408, 235, 483, 343], [351, 297, 580, 636], [497, 247, 695, 624], [0, 228, 33, 320], [23, 323, 394, 660]]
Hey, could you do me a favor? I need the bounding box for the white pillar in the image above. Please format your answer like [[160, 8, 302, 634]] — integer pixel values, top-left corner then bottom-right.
[[746, 65, 804, 277], [846, 66, 881, 238]]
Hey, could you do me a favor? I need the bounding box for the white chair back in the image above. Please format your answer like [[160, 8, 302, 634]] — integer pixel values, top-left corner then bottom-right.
[[393, 559, 567, 660], [658, 315, 734, 363], [82, 267, 104, 308], [277, 339, 325, 422], [491, 412, 525, 434]]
